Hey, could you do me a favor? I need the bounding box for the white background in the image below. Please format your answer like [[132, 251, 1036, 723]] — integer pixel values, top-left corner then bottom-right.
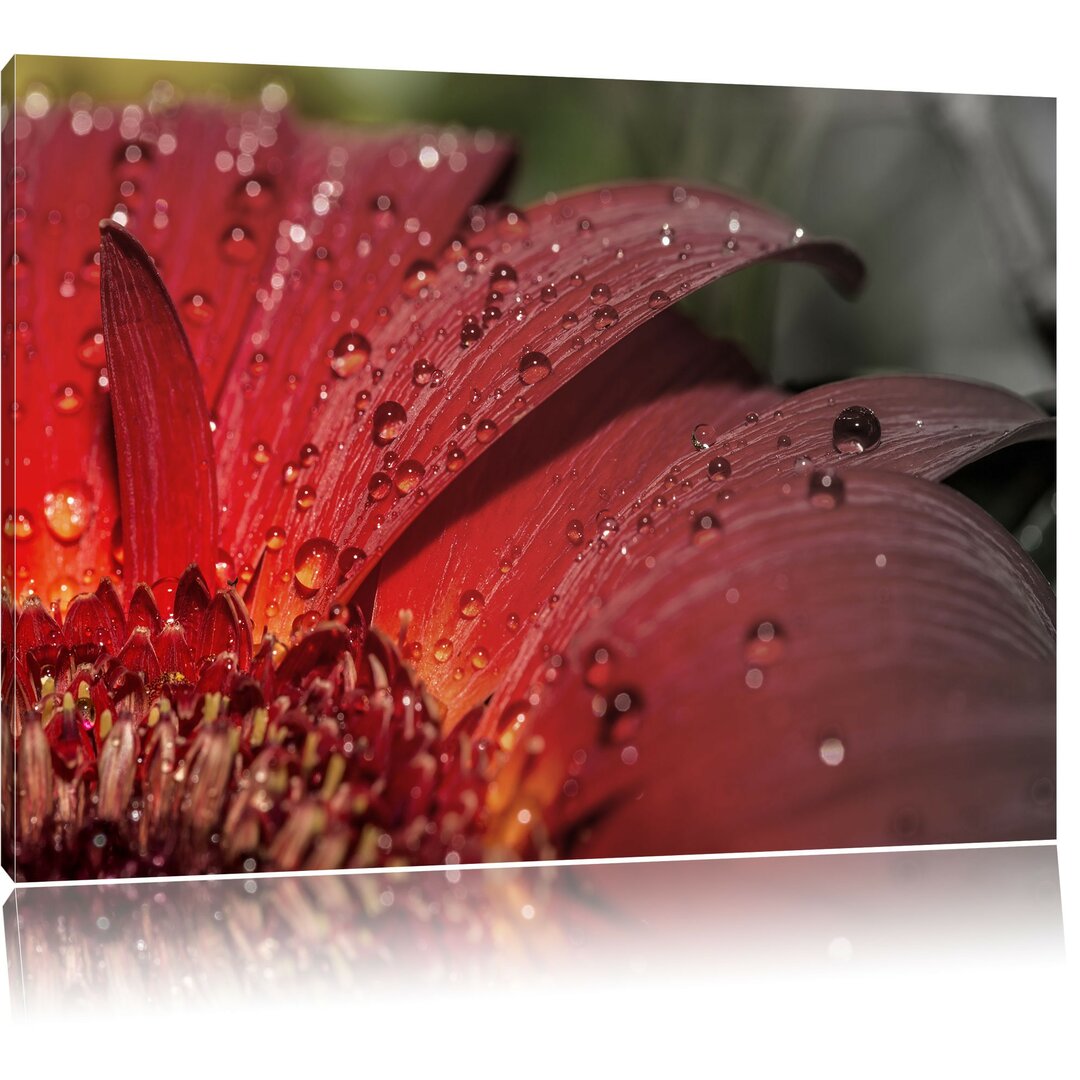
[[1, 2, 1076, 1075]]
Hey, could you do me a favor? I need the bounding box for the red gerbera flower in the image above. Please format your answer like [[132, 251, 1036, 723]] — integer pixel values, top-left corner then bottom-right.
[[1, 88, 1055, 881]]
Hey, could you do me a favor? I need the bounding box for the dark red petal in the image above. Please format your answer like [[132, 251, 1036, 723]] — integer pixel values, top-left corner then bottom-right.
[[94, 577, 126, 643], [374, 361, 1051, 728], [374, 311, 782, 721], [7, 104, 288, 608], [117, 626, 162, 686], [490, 471, 1053, 858], [127, 582, 164, 638], [171, 563, 212, 635], [62, 592, 118, 665], [213, 181, 859, 636], [99, 223, 219, 591], [198, 589, 254, 669]]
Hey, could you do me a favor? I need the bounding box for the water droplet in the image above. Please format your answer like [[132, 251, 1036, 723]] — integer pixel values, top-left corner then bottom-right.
[[294, 537, 339, 593], [354, 390, 371, 416], [412, 359, 434, 386], [43, 482, 92, 542], [476, 418, 498, 444], [373, 401, 407, 444], [566, 518, 585, 546], [433, 638, 453, 663], [744, 621, 785, 665], [691, 510, 720, 544], [745, 412, 759, 425], [265, 526, 286, 551], [832, 405, 882, 454], [518, 351, 552, 385], [659, 223, 675, 247], [470, 647, 489, 670], [54, 383, 84, 414], [489, 263, 517, 293], [636, 514, 654, 534], [77, 328, 106, 367], [648, 290, 671, 309], [330, 332, 371, 378], [180, 292, 214, 325], [295, 485, 316, 510], [291, 611, 320, 638], [592, 304, 619, 331], [281, 461, 300, 485], [446, 445, 467, 472], [589, 282, 611, 305], [604, 687, 642, 744], [403, 260, 437, 297], [819, 737, 845, 766], [220, 223, 257, 262], [584, 644, 614, 689], [394, 459, 425, 494], [692, 423, 717, 450], [793, 455, 813, 472], [596, 512, 619, 540], [330, 548, 364, 585], [506, 612, 521, 632], [250, 441, 271, 465], [776, 434, 792, 449], [541, 284, 558, 303], [808, 470, 845, 509], [368, 472, 392, 501], [707, 456, 732, 480], [3, 508, 33, 539], [459, 590, 484, 618], [460, 319, 483, 348]]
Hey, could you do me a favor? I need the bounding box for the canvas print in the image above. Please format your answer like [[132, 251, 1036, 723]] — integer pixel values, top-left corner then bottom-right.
[[0, 58, 1055, 881]]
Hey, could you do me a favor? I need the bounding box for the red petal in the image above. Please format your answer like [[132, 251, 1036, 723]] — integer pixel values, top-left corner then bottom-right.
[[99, 222, 219, 590], [374, 311, 783, 720], [490, 471, 1053, 858], [213, 181, 859, 635], [374, 358, 1051, 728]]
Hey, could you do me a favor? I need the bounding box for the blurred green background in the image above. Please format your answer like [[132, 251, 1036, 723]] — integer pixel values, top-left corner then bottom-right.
[[11, 57, 1056, 579]]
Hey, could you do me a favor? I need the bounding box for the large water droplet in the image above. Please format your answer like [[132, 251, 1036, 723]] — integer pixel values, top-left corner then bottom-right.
[[330, 332, 371, 378], [707, 456, 732, 481], [648, 290, 671, 309], [265, 526, 286, 551], [43, 482, 92, 542], [433, 638, 453, 663], [402, 260, 437, 297], [592, 304, 619, 331], [459, 590, 484, 618], [394, 459, 425, 494], [692, 423, 717, 450], [832, 405, 882, 454], [77, 328, 106, 368], [373, 401, 407, 444], [368, 472, 392, 501], [294, 537, 339, 593], [518, 351, 552, 385], [589, 282, 611, 305], [295, 484, 316, 510]]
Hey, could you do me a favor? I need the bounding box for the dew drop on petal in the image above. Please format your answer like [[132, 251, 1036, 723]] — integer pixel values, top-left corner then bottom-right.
[[808, 470, 845, 509], [220, 224, 258, 262], [648, 290, 671, 309], [566, 518, 585, 546], [819, 737, 845, 766], [592, 304, 619, 331], [394, 459, 425, 494], [330, 332, 371, 378], [368, 472, 392, 501], [338, 546, 366, 580], [460, 590, 485, 618], [744, 620, 785, 665], [707, 456, 732, 481], [265, 526, 285, 551], [293, 537, 339, 593], [295, 485, 316, 510], [402, 260, 437, 297], [589, 282, 611, 305], [691, 510, 720, 545], [54, 384, 84, 414], [43, 482, 92, 542], [3, 508, 33, 539], [77, 328, 106, 367], [692, 423, 717, 450], [596, 512, 619, 540], [373, 401, 407, 444], [446, 445, 466, 472], [518, 351, 552, 385], [832, 405, 882, 454], [433, 638, 453, 663], [475, 418, 498, 444]]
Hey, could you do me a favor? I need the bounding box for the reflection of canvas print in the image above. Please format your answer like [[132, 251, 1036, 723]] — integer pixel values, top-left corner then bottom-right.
[[1, 58, 1055, 881]]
